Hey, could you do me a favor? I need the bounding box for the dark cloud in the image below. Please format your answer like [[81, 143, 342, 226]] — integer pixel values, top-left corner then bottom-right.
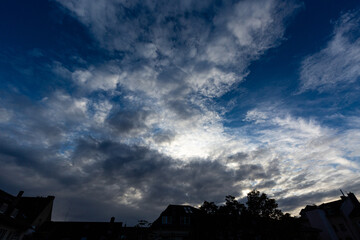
[[107, 110, 150, 135], [166, 100, 199, 119], [0, 134, 281, 223], [256, 180, 277, 188], [226, 152, 249, 162], [89, 140, 252, 205], [291, 173, 307, 182], [235, 164, 267, 180], [278, 189, 342, 213], [0, 137, 81, 187], [157, 67, 187, 86]]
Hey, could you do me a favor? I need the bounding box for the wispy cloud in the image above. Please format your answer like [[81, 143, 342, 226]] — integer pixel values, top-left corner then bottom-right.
[[243, 107, 360, 207], [58, 0, 299, 97], [299, 10, 360, 92]]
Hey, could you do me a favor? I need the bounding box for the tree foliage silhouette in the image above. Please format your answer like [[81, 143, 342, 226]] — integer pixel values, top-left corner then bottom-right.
[[246, 189, 283, 219], [197, 190, 314, 240], [200, 189, 283, 219], [219, 195, 245, 216], [199, 201, 218, 215]]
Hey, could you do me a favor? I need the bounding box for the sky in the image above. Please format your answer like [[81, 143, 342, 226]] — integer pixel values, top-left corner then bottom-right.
[[1, 0, 360, 225]]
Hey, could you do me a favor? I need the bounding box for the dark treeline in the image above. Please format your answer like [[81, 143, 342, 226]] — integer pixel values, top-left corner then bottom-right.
[[200, 190, 284, 219], [193, 190, 316, 240]]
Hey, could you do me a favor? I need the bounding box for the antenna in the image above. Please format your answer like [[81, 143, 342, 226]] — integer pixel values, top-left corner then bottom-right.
[[340, 189, 345, 197]]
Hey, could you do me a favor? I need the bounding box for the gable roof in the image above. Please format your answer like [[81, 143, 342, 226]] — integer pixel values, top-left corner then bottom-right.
[[17, 196, 54, 223], [160, 205, 201, 216], [0, 189, 14, 202], [151, 205, 202, 228], [0, 189, 54, 229], [300, 192, 360, 218]]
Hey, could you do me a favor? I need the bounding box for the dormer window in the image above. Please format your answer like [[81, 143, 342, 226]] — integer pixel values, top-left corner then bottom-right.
[[184, 207, 193, 214], [0, 203, 8, 213], [162, 216, 172, 224]]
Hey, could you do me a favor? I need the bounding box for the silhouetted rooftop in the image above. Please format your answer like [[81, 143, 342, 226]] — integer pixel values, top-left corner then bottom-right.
[[0, 189, 54, 229]]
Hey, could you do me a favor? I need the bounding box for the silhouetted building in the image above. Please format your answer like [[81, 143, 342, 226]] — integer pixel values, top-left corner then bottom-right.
[[35, 217, 124, 240], [121, 226, 149, 240], [0, 189, 54, 240], [300, 192, 360, 240], [151, 205, 203, 240]]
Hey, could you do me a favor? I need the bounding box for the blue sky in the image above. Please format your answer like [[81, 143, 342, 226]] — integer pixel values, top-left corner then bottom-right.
[[1, 0, 360, 224]]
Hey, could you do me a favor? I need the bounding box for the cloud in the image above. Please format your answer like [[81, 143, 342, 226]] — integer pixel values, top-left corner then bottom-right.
[[1, 94, 360, 222], [50, 0, 301, 163], [223, 0, 292, 51], [107, 110, 150, 136], [152, 130, 176, 144], [0, 134, 278, 223], [242, 108, 360, 210], [6, 0, 360, 226], [299, 10, 360, 92], [72, 68, 121, 92], [0, 108, 12, 123], [57, 0, 299, 97]]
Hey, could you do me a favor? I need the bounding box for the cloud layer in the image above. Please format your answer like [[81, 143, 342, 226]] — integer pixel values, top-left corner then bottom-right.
[[1, 0, 360, 225]]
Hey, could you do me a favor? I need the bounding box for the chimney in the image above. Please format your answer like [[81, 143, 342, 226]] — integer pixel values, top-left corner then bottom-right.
[[6, 191, 24, 215], [17, 191, 24, 198], [110, 217, 115, 223], [13, 191, 24, 206]]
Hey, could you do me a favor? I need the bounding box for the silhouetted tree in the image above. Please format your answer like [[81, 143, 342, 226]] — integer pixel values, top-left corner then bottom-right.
[[198, 190, 314, 239], [246, 189, 283, 219], [199, 201, 218, 215], [219, 195, 245, 216]]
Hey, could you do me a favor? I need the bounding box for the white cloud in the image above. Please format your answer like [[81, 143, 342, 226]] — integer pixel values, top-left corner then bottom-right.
[[149, 107, 236, 160], [92, 100, 113, 125], [48, 91, 89, 118], [203, 37, 239, 65], [187, 68, 239, 97], [299, 10, 360, 92], [0, 108, 12, 123], [51, 1, 311, 203], [136, 43, 158, 59], [245, 109, 269, 123], [227, 0, 279, 48], [72, 68, 121, 91], [72, 70, 92, 84], [242, 108, 360, 211], [58, 0, 298, 99]]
